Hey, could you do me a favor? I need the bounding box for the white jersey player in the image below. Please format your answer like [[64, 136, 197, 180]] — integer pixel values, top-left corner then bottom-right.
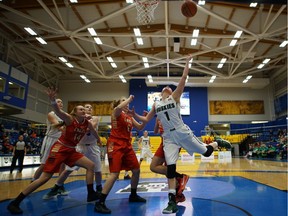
[[134, 55, 228, 214], [32, 99, 64, 181], [138, 130, 153, 165]]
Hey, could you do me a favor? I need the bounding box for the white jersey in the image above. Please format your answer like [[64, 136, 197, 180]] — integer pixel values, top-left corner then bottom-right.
[[140, 136, 150, 149], [155, 95, 185, 133], [40, 111, 63, 163], [45, 111, 63, 138], [78, 116, 98, 145]]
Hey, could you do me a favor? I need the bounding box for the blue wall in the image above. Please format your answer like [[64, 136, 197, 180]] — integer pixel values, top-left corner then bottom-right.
[[129, 79, 208, 136]]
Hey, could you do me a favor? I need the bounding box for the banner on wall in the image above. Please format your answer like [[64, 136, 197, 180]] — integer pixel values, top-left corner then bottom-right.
[[201, 152, 214, 162], [181, 153, 195, 162], [218, 151, 232, 163], [0, 156, 41, 167], [68, 101, 112, 115], [209, 100, 264, 115], [148, 92, 190, 115]]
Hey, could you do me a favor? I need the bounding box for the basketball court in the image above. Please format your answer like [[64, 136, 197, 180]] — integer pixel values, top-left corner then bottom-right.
[[1, 157, 287, 215]]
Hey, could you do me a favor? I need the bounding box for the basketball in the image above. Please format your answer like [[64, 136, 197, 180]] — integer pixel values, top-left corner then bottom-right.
[[181, 0, 197, 18]]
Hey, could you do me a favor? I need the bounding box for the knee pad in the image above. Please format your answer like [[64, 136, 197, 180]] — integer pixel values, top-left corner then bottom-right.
[[203, 145, 213, 157], [166, 164, 176, 179]]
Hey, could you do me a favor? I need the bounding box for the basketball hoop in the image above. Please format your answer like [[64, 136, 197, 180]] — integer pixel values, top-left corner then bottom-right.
[[135, 0, 160, 25]]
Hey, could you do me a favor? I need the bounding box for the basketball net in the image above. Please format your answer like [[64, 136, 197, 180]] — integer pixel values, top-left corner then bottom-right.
[[135, 0, 160, 25]]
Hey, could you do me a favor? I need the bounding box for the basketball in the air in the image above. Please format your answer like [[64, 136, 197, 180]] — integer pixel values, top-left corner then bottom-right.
[[181, 0, 197, 18]]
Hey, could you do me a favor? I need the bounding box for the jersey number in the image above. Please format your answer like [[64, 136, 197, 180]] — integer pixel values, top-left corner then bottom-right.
[[164, 111, 170, 121]]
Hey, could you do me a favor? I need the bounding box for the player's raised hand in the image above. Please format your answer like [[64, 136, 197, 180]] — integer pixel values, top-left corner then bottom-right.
[[46, 86, 58, 101], [128, 95, 134, 102]]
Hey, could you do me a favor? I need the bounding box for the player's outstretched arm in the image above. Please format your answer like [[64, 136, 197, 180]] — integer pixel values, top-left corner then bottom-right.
[[172, 55, 192, 102], [134, 104, 156, 124], [46, 87, 72, 125]]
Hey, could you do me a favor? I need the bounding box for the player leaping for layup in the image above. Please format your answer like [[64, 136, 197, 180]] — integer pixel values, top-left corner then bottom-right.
[[133, 54, 231, 214]]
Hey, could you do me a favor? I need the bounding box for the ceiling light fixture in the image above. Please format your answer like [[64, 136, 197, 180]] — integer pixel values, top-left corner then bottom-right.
[[142, 57, 148, 62], [243, 75, 252, 83], [263, 58, 270, 64], [250, 2, 258, 7], [69, 0, 78, 3], [229, 39, 237, 46], [188, 58, 193, 68], [119, 75, 127, 83], [87, 28, 97, 36], [36, 37, 47, 45], [142, 57, 149, 68], [107, 57, 114, 63], [209, 75, 216, 83], [279, 40, 288, 47], [65, 63, 74, 68], [111, 63, 117, 68], [192, 29, 199, 37], [229, 30, 242, 46], [191, 29, 199, 46], [107, 56, 117, 68], [144, 63, 149, 68], [94, 37, 103, 44], [24, 27, 37, 35], [147, 75, 153, 83], [220, 58, 227, 64], [257, 64, 265, 69], [198, 1, 205, 5], [234, 30, 243, 38], [80, 75, 90, 83], [133, 28, 141, 36], [217, 58, 226, 68], [136, 37, 144, 45], [190, 39, 197, 46], [58, 57, 67, 63], [126, 0, 133, 3], [257, 58, 270, 69]]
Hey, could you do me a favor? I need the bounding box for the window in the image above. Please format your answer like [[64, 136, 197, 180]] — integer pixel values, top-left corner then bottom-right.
[[0, 76, 5, 92], [8, 82, 25, 99]]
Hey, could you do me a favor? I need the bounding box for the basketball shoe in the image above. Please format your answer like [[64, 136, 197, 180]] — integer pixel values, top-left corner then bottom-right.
[[129, 194, 146, 202], [162, 200, 178, 214], [94, 201, 112, 214], [87, 191, 101, 202], [176, 193, 186, 203], [162, 193, 178, 214], [58, 185, 69, 196], [214, 137, 232, 150], [7, 201, 23, 214], [124, 174, 131, 180], [176, 174, 189, 195], [43, 185, 59, 199]]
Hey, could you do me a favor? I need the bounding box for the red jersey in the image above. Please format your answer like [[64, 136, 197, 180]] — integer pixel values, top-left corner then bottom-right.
[[110, 112, 133, 141], [58, 118, 89, 147]]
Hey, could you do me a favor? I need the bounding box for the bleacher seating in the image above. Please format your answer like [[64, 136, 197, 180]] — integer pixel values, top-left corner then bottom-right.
[[201, 134, 249, 144]]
